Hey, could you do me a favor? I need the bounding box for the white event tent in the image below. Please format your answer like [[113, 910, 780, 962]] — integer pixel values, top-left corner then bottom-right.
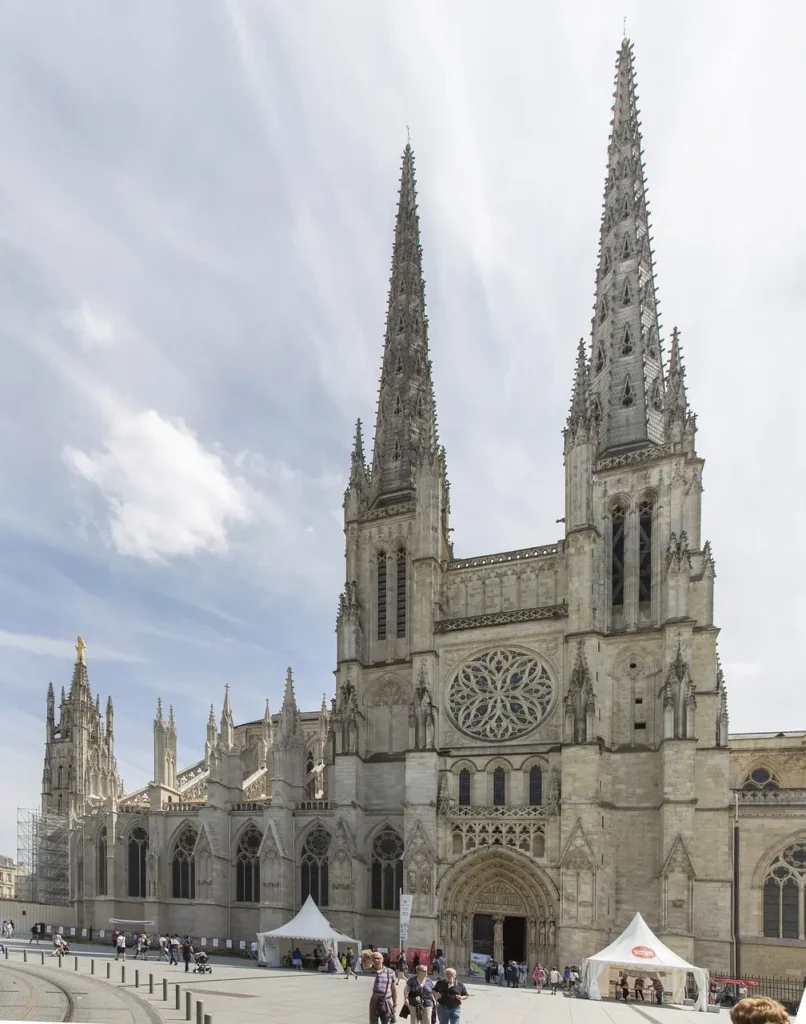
[[255, 896, 361, 968], [581, 912, 709, 1012]]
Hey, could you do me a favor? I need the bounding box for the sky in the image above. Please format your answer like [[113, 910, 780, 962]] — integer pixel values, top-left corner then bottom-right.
[[0, 0, 804, 858]]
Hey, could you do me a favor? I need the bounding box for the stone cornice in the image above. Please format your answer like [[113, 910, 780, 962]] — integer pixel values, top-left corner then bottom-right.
[[359, 501, 416, 523], [449, 544, 562, 571]]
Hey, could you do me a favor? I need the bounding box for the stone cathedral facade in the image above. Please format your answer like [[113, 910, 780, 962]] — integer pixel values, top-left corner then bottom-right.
[[42, 41, 806, 977]]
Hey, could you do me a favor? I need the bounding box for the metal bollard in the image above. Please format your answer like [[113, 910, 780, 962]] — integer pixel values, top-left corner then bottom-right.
[[58, 954, 63, 968], [196, 999, 203, 1024], [106, 961, 111, 979], [163, 978, 168, 1001], [23, 950, 27, 963], [149, 974, 154, 995], [135, 969, 140, 988], [176, 985, 181, 1010], [40, 952, 44, 965], [121, 965, 126, 984], [204, 1015, 212, 1024], [74, 957, 79, 971], [3, 946, 7, 959], [91, 959, 95, 975], [186, 990, 192, 1021]]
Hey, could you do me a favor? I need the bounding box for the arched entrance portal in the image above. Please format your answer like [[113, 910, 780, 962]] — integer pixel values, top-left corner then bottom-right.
[[437, 849, 558, 969]]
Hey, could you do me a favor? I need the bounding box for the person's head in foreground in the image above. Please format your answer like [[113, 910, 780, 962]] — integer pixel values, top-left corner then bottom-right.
[[730, 998, 789, 1024], [445, 968, 457, 982], [372, 951, 385, 971], [416, 965, 427, 977]]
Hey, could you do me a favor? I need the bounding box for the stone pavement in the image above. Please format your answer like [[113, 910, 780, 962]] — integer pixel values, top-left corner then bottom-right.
[[0, 944, 733, 1024]]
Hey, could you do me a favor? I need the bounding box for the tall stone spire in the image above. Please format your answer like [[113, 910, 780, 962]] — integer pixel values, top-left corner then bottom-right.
[[278, 667, 301, 748], [70, 635, 90, 701], [588, 38, 665, 454], [368, 143, 439, 509], [565, 339, 592, 446]]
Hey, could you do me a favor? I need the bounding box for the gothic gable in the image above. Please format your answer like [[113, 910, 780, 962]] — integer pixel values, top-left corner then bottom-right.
[[559, 820, 596, 870], [661, 835, 696, 878]]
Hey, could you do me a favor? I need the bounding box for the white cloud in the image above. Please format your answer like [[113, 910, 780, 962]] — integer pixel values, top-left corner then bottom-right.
[[0, 630, 144, 663], [63, 396, 253, 564], [62, 300, 115, 349]]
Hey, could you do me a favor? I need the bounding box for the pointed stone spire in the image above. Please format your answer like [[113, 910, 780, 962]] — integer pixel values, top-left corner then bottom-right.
[[278, 667, 301, 747], [349, 419, 367, 489], [262, 698, 273, 745], [205, 704, 217, 763], [564, 338, 593, 448], [219, 684, 235, 750], [588, 38, 665, 454], [47, 682, 55, 725], [368, 143, 439, 508], [664, 326, 696, 447], [105, 696, 114, 751], [155, 696, 164, 723], [168, 704, 176, 734]]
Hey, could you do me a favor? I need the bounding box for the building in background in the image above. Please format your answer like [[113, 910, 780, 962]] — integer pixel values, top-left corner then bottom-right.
[[0, 855, 17, 900], [36, 38, 804, 977]]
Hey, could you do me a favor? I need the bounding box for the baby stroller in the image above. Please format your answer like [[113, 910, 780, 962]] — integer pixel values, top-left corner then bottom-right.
[[193, 951, 212, 974]]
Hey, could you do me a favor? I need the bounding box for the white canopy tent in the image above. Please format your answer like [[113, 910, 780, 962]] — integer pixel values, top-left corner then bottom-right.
[[255, 896, 361, 968], [581, 912, 709, 1012]]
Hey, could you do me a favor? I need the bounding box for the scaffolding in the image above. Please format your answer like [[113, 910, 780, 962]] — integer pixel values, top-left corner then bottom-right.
[[17, 808, 70, 906]]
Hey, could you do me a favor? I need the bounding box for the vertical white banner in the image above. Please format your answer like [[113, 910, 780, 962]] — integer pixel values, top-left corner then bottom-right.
[[399, 893, 414, 946]]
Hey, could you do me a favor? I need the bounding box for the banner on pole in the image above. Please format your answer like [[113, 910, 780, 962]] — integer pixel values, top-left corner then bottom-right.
[[399, 893, 414, 944]]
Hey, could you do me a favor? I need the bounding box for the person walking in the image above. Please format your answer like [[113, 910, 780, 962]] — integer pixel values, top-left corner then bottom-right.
[[652, 977, 664, 1006], [497, 961, 505, 986], [169, 935, 179, 966], [549, 966, 561, 994], [182, 937, 193, 973], [619, 973, 630, 1001], [533, 963, 545, 991], [433, 967, 468, 1024], [634, 976, 645, 1002], [368, 949, 398, 1024], [115, 932, 126, 961], [405, 963, 436, 1024], [29, 923, 40, 945], [345, 947, 357, 980]]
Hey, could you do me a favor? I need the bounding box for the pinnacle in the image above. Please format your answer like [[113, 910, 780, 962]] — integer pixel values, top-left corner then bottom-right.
[[155, 696, 163, 721], [283, 666, 297, 709], [208, 703, 216, 725]]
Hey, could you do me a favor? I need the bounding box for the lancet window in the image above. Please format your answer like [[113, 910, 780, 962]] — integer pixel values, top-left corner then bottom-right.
[[301, 827, 331, 907], [97, 826, 108, 897], [458, 769, 471, 807], [638, 499, 653, 605], [371, 829, 403, 911], [235, 826, 262, 903], [763, 843, 806, 939], [611, 505, 626, 608], [171, 826, 196, 900], [128, 826, 148, 899], [493, 767, 506, 807], [396, 549, 407, 638], [529, 766, 543, 806], [377, 552, 387, 641]]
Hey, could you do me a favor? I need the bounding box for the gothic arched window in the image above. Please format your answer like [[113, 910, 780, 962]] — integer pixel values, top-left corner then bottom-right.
[[621, 325, 633, 355], [97, 826, 108, 896], [235, 826, 261, 903], [458, 769, 471, 807], [128, 826, 148, 899], [301, 827, 331, 906], [529, 766, 543, 806], [396, 549, 407, 639], [371, 829, 403, 911], [171, 826, 196, 900], [743, 768, 780, 792], [377, 552, 387, 641], [611, 505, 626, 608], [763, 843, 806, 939], [57, 766, 63, 789], [638, 499, 653, 605], [493, 767, 506, 806]]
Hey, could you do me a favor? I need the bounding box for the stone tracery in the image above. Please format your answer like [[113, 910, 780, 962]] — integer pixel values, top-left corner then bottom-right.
[[447, 648, 555, 741]]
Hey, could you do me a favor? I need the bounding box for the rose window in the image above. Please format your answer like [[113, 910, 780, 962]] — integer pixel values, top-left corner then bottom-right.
[[447, 648, 555, 741]]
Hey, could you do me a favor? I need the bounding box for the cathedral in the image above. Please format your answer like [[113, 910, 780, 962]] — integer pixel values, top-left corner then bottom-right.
[[41, 39, 806, 978]]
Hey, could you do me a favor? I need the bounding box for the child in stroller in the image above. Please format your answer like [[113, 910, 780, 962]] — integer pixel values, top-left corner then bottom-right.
[[193, 951, 212, 974]]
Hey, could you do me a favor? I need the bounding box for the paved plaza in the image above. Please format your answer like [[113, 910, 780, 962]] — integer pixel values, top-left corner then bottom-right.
[[0, 939, 731, 1024]]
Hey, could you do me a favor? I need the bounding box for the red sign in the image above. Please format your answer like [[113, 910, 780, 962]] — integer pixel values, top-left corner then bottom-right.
[[631, 946, 657, 960]]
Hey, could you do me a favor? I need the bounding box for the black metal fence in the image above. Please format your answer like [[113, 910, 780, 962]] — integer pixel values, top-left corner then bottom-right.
[[709, 972, 805, 1015]]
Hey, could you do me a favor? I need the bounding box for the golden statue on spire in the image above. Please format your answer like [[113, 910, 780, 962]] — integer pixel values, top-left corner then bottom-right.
[[75, 636, 87, 665]]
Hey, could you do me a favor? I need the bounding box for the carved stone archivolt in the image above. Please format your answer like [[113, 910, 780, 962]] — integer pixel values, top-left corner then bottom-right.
[[436, 848, 558, 967]]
